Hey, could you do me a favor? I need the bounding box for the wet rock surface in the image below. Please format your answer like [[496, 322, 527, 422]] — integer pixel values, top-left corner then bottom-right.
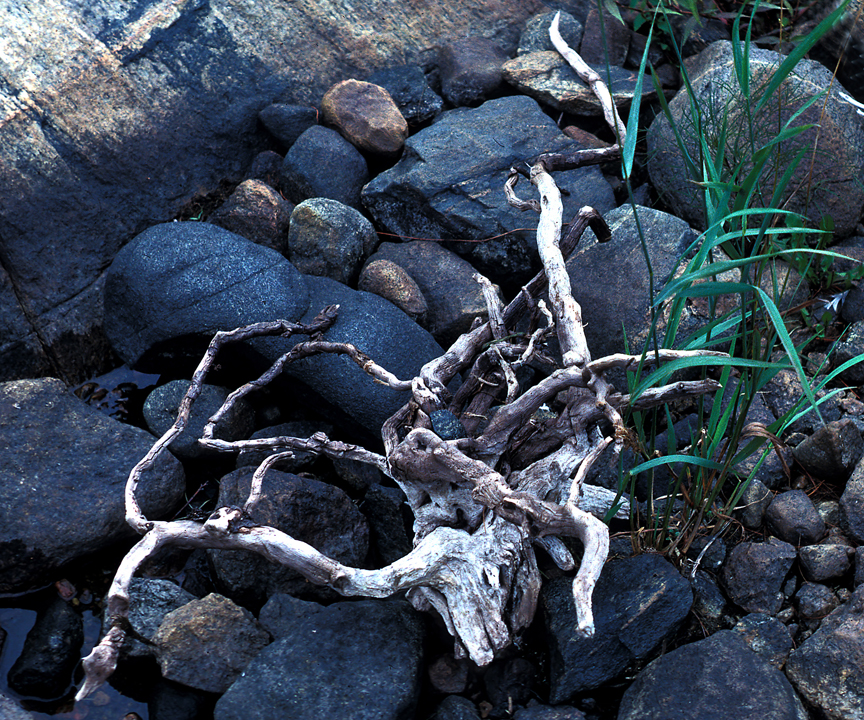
[[213, 600, 424, 720], [543, 553, 693, 702], [617, 631, 808, 720], [0, 378, 185, 593]]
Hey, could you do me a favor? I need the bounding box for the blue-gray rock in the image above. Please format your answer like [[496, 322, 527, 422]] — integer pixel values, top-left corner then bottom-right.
[[105, 578, 198, 660], [256, 275, 446, 435], [517, 12, 584, 55], [731, 613, 794, 670], [793, 419, 864, 481], [362, 96, 615, 285], [435, 695, 482, 720], [214, 600, 424, 720], [690, 569, 729, 635], [735, 478, 773, 529], [0, 694, 36, 720], [279, 126, 369, 209], [722, 538, 796, 615], [148, 677, 213, 720], [0, 378, 185, 593], [208, 467, 368, 607], [647, 41, 864, 238], [367, 65, 443, 125], [7, 598, 83, 699], [258, 594, 326, 639], [430, 409, 467, 440], [104, 222, 310, 369], [566, 204, 696, 359], [143, 380, 255, 460], [543, 553, 693, 702], [795, 582, 840, 629], [257, 104, 318, 148], [786, 584, 864, 719], [799, 544, 854, 583], [153, 593, 271, 694], [363, 484, 413, 565], [764, 489, 826, 546], [439, 38, 507, 106], [513, 705, 586, 719], [617, 631, 808, 720], [287, 198, 378, 285], [236, 421, 329, 473], [842, 456, 864, 544], [364, 241, 490, 346]]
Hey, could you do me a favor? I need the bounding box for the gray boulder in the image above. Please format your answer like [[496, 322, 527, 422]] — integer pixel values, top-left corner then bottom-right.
[[722, 537, 796, 615], [618, 631, 808, 720], [214, 600, 424, 720], [647, 41, 864, 237], [255, 275, 447, 435], [104, 222, 310, 369], [566, 204, 696, 359], [362, 95, 615, 285], [208, 467, 368, 607], [786, 584, 864, 719], [543, 553, 693, 702], [0, 378, 185, 593]]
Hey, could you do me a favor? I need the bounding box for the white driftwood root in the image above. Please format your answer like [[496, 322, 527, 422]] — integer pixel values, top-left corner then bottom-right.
[[76, 24, 726, 702]]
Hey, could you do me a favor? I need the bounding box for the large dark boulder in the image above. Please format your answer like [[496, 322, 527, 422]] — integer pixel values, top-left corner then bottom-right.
[[214, 599, 424, 720], [362, 95, 615, 286], [104, 222, 310, 370], [0, 378, 185, 593], [0, 0, 556, 382]]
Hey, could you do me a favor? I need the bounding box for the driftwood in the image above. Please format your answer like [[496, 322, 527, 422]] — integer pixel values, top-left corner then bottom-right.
[[76, 13, 725, 701]]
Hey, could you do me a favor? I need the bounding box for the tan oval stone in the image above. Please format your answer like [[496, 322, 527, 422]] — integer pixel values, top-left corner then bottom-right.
[[358, 258, 428, 323], [320, 79, 408, 156]]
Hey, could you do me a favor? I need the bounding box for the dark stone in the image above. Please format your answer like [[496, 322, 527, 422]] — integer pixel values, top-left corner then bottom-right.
[[833, 320, 864, 385], [435, 695, 481, 720], [761, 366, 845, 436], [517, 11, 584, 55], [795, 582, 840, 627], [153, 593, 270, 694], [257, 594, 326, 639], [148, 677, 214, 720], [842, 456, 864, 544], [106, 578, 197, 660], [617, 631, 807, 719], [793, 419, 864, 481], [856, 547, 864, 587], [257, 104, 318, 148], [0, 0, 555, 383], [255, 275, 446, 436], [764, 490, 826, 546], [364, 241, 490, 346], [543, 553, 693, 702], [7, 599, 83, 699], [798, 544, 853, 583], [279, 126, 369, 209], [362, 96, 614, 286], [0, 694, 36, 720], [246, 151, 284, 189], [439, 37, 507, 106], [430, 409, 467, 440], [367, 65, 443, 126], [786, 584, 864, 718], [143, 380, 255, 460], [0, 378, 185, 593], [686, 535, 727, 572], [579, 5, 630, 66], [485, 657, 537, 715], [690, 570, 728, 635], [566, 204, 696, 358], [731, 613, 794, 670], [648, 41, 864, 238], [208, 179, 293, 253], [236, 421, 328, 474], [104, 222, 310, 369], [734, 478, 772, 530], [513, 706, 587, 719], [428, 655, 469, 695], [208, 467, 368, 606], [214, 600, 424, 720], [363, 484, 413, 565], [287, 198, 378, 285], [721, 537, 796, 615]]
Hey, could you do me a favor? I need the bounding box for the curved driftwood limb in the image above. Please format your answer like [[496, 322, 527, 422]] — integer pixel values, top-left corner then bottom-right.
[[76, 12, 733, 701]]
